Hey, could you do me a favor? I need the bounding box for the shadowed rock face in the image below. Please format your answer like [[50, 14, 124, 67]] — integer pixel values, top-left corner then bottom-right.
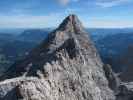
[[103, 64, 120, 91], [0, 15, 115, 100], [116, 82, 133, 100]]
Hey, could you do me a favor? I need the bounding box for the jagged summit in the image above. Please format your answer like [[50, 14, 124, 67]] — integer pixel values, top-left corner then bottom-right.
[[57, 14, 84, 33]]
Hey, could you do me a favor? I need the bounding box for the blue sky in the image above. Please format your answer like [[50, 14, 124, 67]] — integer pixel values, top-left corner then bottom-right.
[[0, 0, 133, 28]]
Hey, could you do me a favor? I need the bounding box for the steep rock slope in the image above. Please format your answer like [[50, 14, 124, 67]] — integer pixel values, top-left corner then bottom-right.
[[0, 15, 115, 100]]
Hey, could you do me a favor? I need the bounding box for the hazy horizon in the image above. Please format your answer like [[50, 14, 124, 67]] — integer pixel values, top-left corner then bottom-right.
[[0, 27, 133, 35]]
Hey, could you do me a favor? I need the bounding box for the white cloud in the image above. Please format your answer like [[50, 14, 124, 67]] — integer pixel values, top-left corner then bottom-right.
[[56, 0, 79, 6], [57, 0, 69, 6], [65, 8, 81, 14], [96, 0, 132, 8]]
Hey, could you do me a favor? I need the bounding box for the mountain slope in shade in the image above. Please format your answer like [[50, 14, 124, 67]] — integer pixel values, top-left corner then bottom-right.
[[0, 15, 115, 100]]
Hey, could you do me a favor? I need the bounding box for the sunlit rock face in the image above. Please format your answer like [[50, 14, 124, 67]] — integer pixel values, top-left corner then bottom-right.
[[0, 15, 115, 100]]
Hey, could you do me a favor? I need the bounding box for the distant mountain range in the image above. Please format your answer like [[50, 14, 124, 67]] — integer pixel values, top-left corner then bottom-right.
[[93, 32, 133, 72], [0, 29, 50, 74], [17, 29, 50, 43]]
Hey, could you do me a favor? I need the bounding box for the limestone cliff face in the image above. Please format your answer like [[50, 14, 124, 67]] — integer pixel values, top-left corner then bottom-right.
[[0, 15, 115, 100]]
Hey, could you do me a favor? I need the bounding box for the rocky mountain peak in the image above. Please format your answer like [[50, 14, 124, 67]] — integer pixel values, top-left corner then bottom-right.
[[0, 15, 115, 100], [0, 15, 92, 79], [57, 14, 84, 33]]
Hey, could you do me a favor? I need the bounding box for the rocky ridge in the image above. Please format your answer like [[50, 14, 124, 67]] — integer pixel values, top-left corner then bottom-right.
[[0, 15, 115, 100]]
